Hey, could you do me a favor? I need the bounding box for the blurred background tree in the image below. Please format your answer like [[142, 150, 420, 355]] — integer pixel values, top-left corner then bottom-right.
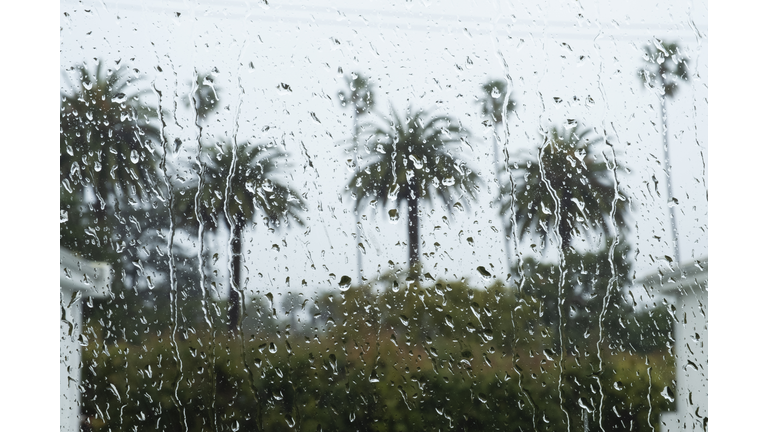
[[477, 79, 516, 276], [346, 106, 481, 275], [175, 141, 305, 332], [60, 59, 161, 261], [338, 72, 376, 285], [638, 39, 689, 265], [502, 124, 629, 255]]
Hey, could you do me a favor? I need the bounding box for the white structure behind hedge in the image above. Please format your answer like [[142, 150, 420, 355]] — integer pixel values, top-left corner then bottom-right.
[[643, 258, 708, 432], [60, 247, 111, 432]]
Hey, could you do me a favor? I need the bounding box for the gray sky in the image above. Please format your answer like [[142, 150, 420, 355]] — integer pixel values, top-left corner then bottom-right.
[[60, 0, 708, 302]]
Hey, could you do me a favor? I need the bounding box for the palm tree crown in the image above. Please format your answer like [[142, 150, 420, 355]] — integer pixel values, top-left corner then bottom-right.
[[477, 79, 516, 126], [191, 141, 305, 230], [61, 60, 161, 208], [503, 125, 628, 253], [638, 40, 689, 99], [338, 72, 376, 117], [348, 106, 480, 272]]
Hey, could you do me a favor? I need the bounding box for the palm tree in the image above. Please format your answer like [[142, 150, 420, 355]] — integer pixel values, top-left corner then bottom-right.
[[477, 79, 516, 276], [61, 60, 161, 244], [638, 39, 689, 265], [176, 140, 305, 332], [347, 106, 481, 275], [182, 70, 220, 122], [338, 72, 376, 285], [502, 125, 629, 254]]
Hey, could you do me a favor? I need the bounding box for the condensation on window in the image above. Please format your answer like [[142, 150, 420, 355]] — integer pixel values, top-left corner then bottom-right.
[[60, 1, 707, 431]]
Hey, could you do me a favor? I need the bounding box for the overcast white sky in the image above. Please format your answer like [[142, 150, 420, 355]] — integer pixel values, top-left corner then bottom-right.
[[60, 0, 707, 301]]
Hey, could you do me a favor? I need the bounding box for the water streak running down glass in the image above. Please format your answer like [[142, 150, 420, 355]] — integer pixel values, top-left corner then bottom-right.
[[60, 1, 707, 431]]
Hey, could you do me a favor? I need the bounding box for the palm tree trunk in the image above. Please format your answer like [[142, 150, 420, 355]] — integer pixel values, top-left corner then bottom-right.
[[558, 193, 572, 254], [493, 125, 514, 278], [228, 224, 243, 333], [660, 94, 680, 265], [353, 109, 363, 286], [406, 186, 420, 275]]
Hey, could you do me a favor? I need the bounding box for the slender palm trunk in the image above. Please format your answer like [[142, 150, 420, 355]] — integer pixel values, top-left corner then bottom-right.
[[406, 184, 420, 275], [558, 191, 573, 254], [660, 94, 680, 265], [353, 109, 363, 285], [227, 224, 243, 333], [493, 124, 514, 278]]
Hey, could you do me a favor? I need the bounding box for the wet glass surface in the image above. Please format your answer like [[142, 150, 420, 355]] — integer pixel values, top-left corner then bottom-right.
[[60, 1, 707, 431]]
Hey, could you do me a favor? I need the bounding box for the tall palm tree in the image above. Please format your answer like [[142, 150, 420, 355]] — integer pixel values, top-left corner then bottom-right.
[[638, 39, 689, 265], [338, 72, 376, 285], [176, 140, 305, 332], [61, 60, 161, 242], [502, 125, 629, 254], [477, 79, 516, 276], [347, 106, 481, 275], [182, 70, 220, 122]]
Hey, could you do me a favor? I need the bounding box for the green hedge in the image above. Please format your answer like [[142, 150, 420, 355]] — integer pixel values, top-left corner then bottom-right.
[[80, 276, 674, 432]]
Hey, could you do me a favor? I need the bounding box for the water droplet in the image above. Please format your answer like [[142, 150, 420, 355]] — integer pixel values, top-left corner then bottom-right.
[[388, 208, 399, 223], [477, 266, 491, 279], [369, 370, 380, 383], [310, 112, 321, 124], [578, 398, 594, 413], [661, 386, 675, 402], [542, 349, 555, 362], [338, 275, 352, 291], [285, 414, 295, 428], [613, 381, 624, 391], [269, 342, 277, 353], [130, 150, 140, 164], [444, 315, 454, 328], [409, 154, 423, 169]]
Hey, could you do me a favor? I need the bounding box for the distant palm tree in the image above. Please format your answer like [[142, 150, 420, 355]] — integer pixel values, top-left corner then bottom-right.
[[182, 70, 220, 121], [502, 125, 629, 254], [60, 60, 161, 225], [177, 140, 305, 332], [347, 106, 480, 275], [638, 39, 689, 265], [477, 79, 516, 276], [338, 73, 376, 285]]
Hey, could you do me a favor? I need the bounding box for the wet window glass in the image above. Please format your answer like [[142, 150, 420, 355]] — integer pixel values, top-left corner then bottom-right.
[[60, 1, 707, 431]]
